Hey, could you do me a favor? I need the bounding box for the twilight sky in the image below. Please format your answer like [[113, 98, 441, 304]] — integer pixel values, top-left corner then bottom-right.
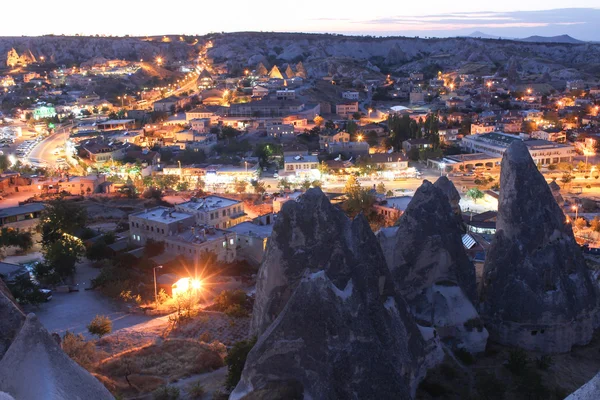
[[2, 2, 599, 41]]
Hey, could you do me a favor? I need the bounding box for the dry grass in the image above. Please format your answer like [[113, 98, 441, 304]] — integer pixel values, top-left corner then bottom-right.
[[94, 338, 225, 397]]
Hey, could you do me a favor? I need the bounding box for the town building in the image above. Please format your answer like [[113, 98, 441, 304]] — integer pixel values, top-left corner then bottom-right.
[[402, 138, 432, 154], [267, 123, 295, 138], [373, 196, 412, 226], [471, 124, 496, 135], [273, 191, 304, 213], [96, 119, 136, 131], [276, 89, 296, 100], [186, 107, 215, 121], [81, 142, 126, 165], [0, 203, 45, 232], [319, 131, 350, 149], [461, 132, 575, 165], [365, 152, 409, 171], [227, 215, 275, 266], [174, 196, 246, 229], [341, 91, 360, 101], [283, 155, 319, 177], [325, 141, 370, 157], [335, 101, 359, 118]]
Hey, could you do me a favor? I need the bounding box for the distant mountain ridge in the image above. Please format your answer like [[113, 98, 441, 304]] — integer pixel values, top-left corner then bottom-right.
[[467, 31, 585, 44]]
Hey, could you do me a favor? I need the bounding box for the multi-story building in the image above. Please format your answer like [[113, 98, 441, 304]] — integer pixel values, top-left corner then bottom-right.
[[336, 101, 359, 117], [283, 155, 319, 177], [319, 131, 350, 149], [365, 153, 409, 171], [81, 142, 126, 165], [276, 89, 296, 100], [461, 132, 575, 165], [186, 107, 215, 121], [471, 124, 495, 135], [373, 196, 412, 226], [174, 196, 246, 229], [128, 207, 236, 263], [267, 123, 295, 138]]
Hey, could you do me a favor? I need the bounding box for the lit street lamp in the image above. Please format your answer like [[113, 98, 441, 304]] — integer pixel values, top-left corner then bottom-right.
[[153, 265, 163, 308]]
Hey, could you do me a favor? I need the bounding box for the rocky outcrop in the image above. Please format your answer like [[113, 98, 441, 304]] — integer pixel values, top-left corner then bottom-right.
[[549, 180, 564, 205], [434, 176, 463, 222], [379, 179, 487, 352], [0, 281, 112, 399], [240, 188, 439, 399], [481, 140, 599, 353], [566, 372, 600, 400]]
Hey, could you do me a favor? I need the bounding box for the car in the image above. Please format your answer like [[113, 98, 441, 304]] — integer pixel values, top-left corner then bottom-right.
[[273, 173, 279, 178], [39, 289, 53, 302]]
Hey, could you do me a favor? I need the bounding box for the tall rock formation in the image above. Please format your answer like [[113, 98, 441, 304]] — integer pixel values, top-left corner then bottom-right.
[[295, 61, 307, 78], [255, 62, 268, 77], [566, 372, 600, 400], [240, 188, 439, 399], [434, 176, 463, 223], [379, 178, 487, 352], [6, 49, 18, 67], [481, 140, 599, 352], [284, 64, 295, 79], [0, 281, 113, 399], [268, 65, 283, 80]]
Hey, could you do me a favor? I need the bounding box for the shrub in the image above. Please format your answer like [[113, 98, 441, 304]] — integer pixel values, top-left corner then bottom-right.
[[186, 381, 205, 399], [225, 304, 249, 318], [62, 331, 101, 369], [225, 337, 257, 391], [506, 348, 528, 375], [515, 369, 549, 399], [536, 355, 553, 370], [454, 348, 475, 365], [153, 386, 180, 400], [87, 315, 113, 338]]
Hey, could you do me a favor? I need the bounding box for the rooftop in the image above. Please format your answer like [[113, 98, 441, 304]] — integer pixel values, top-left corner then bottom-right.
[[284, 155, 319, 163], [177, 196, 241, 211], [130, 207, 194, 223], [378, 196, 412, 211], [226, 221, 273, 239], [0, 203, 45, 218], [171, 226, 231, 245], [468, 132, 573, 149]]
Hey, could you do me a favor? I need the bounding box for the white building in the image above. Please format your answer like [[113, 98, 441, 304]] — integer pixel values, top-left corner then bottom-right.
[[283, 155, 319, 177], [267, 123, 295, 138], [461, 132, 575, 165], [342, 91, 359, 101], [175, 196, 246, 229]]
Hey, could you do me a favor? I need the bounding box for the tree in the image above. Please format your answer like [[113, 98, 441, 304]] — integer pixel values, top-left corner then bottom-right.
[[40, 199, 88, 246], [314, 115, 324, 127], [6, 273, 46, 305], [251, 180, 266, 195], [318, 161, 330, 177], [300, 179, 312, 191], [41, 233, 86, 279], [591, 216, 600, 232], [466, 188, 484, 203], [87, 315, 112, 338], [278, 178, 291, 191], [234, 179, 247, 194], [344, 175, 361, 195], [324, 120, 336, 130], [0, 154, 10, 172], [376, 182, 386, 194], [346, 120, 358, 134], [560, 172, 573, 189], [144, 238, 165, 258], [312, 180, 322, 188], [0, 228, 33, 252], [225, 338, 257, 391], [344, 188, 376, 219], [574, 217, 587, 230]]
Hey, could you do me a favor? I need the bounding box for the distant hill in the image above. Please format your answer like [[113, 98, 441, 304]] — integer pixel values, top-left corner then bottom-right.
[[518, 35, 585, 44], [467, 31, 503, 40]]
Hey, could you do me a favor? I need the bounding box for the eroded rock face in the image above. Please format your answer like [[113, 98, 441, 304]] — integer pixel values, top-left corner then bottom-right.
[[379, 179, 486, 352], [566, 372, 600, 400], [0, 284, 24, 359], [0, 314, 113, 400], [240, 188, 436, 399], [481, 140, 599, 353]]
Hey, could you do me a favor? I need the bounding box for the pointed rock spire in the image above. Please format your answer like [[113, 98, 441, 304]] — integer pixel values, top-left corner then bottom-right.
[[481, 140, 599, 352], [255, 62, 268, 77], [268, 65, 284, 80], [241, 188, 435, 399], [295, 61, 307, 78]]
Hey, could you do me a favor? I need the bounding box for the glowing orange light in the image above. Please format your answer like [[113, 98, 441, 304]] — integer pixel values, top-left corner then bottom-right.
[[172, 277, 202, 297]]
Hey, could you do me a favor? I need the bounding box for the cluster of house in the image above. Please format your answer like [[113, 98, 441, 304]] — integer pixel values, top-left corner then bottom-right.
[[128, 195, 274, 267]]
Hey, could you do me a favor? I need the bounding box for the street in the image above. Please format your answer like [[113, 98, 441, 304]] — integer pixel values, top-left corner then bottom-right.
[[27, 124, 72, 167]]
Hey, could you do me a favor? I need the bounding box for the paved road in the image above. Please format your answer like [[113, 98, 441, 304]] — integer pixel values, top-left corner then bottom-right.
[[27, 125, 71, 167], [29, 261, 154, 337]]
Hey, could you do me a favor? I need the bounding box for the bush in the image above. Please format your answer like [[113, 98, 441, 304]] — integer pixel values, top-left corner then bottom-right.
[[506, 348, 528, 375], [225, 303, 249, 318], [153, 386, 180, 400], [225, 337, 257, 391], [454, 348, 475, 365], [439, 363, 459, 380], [62, 331, 101, 369], [186, 381, 205, 399], [515, 369, 549, 399], [87, 315, 112, 338]]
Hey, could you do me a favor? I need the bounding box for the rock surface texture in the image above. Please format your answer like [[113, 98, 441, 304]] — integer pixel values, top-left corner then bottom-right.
[[239, 188, 439, 400], [566, 372, 600, 400], [481, 140, 599, 353], [0, 281, 113, 400], [379, 178, 487, 352]]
